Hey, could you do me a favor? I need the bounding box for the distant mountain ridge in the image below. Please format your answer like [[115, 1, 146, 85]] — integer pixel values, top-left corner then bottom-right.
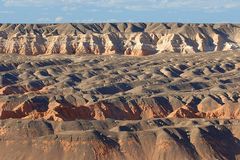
[[0, 23, 240, 55]]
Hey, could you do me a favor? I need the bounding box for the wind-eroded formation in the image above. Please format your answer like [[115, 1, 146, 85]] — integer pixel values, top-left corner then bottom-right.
[[1, 23, 240, 160], [0, 23, 240, 55], [0, 119, 240, 160], [0, 52, 239, 121]]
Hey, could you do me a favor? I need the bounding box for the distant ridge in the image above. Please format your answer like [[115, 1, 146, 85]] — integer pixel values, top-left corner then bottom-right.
[[0, 23, 240, 55]]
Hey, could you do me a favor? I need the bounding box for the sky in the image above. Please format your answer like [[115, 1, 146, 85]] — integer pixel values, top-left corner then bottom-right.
[[0, 0, 240, 23]]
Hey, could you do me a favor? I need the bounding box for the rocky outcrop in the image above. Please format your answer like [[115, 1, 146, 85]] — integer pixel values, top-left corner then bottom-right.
[[0, 118, 240, 160], [1, 23, 240, 160], [0, 23, 240, 55], [1, 94, 240, 121], [0, 51, 240, 121]]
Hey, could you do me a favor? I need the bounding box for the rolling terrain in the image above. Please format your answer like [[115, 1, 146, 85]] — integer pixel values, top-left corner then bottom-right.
[[0, 51, 239, 121], [0, 23, 240, 160]]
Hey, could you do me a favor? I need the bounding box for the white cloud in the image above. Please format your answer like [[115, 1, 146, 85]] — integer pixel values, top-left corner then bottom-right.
[[0, 10, 14, 14], [55, 16, 63, 22], [2, 0, 50, 6], [2, 0, 240, 11], [37, 17, 51, 22]]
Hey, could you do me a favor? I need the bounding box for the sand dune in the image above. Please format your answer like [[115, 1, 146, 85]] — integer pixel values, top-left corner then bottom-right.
[[0, 23, 240, 55]]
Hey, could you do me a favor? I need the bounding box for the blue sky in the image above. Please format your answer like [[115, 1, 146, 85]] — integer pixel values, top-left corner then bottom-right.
[[0, 0, 240, 23]]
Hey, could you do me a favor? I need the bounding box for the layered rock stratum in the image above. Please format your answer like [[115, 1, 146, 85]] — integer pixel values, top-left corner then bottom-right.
[[0, 23, 240, 55], [0, 51, 239, 121], [0, 119, 240, 160], [1, 23, 240, 160]]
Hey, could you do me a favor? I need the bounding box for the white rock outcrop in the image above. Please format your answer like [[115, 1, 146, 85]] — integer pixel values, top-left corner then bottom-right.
[[0, 23, 239, 55]]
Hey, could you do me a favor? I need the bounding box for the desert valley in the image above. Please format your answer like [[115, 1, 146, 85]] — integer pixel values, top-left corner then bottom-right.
[[0, 23, 240, 160]]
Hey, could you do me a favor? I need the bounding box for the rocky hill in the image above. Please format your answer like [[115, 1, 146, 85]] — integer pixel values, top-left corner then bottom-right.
[[1, 23, 240, 160], [0, 118, 240, 160], [0, 51, 239, 121], [0, 23, 240, 55]]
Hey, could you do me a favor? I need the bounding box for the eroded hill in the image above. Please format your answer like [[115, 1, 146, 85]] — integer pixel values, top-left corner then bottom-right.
[[0, 51, 239, 121], [0, 23, 240, 55], [0, 118, 240, 160]]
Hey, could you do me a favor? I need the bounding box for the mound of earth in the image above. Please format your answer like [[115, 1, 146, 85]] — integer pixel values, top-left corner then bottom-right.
[[0, 118, 240, 160], [0, 51, 239, 121]]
